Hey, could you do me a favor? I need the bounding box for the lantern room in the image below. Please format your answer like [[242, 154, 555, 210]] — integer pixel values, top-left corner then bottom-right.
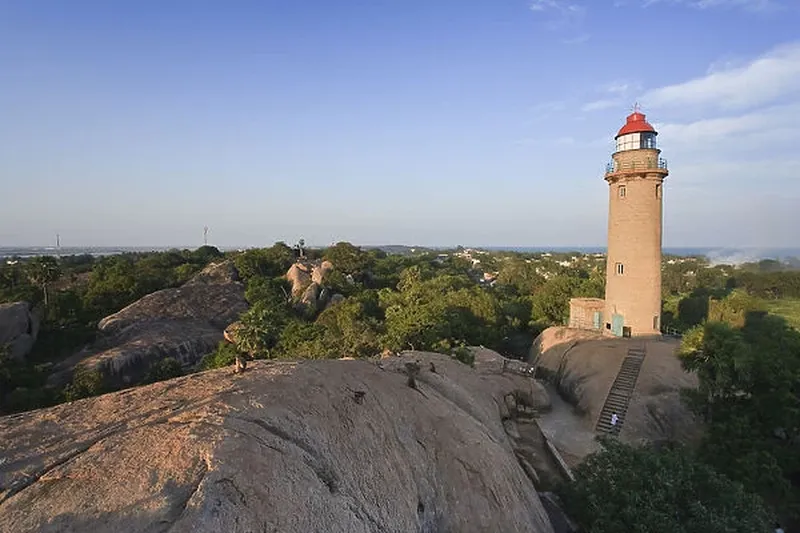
[[614, 110, 657, 152]]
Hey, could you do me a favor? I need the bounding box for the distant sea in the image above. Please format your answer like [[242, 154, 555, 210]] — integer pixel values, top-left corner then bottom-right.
[[1, 245, 799, 266], [485, 247, 800, 265], [0, 246, 241, 260]]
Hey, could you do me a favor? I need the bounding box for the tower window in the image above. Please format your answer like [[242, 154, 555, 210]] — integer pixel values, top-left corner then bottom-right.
[[619, 185, 626, 198], [655, 184, 662, 199], [615, 262, 624, 275], [641, 133, 657, 149]]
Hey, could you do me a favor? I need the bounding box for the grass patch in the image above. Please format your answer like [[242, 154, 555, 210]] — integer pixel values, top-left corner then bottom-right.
[[762, 298, 800, 330]]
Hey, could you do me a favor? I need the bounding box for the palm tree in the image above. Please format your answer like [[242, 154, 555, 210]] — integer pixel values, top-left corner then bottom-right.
[[27, 256, 61, 307]]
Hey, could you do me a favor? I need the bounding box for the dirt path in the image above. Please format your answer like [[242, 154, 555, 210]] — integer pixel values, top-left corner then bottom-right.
[[536, 384, 600, 468]]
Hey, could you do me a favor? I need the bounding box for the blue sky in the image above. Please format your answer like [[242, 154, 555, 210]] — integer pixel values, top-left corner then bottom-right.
[[1, 0, 798, 248]]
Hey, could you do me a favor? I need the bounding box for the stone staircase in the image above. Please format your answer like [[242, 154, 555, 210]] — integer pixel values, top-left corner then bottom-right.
[[595, 345, 646, 436]]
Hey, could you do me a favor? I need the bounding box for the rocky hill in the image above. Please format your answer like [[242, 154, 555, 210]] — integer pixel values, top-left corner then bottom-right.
[[49, 261, 248, 388], [529, 327, 702, 446], [0, 351, 559, 533]]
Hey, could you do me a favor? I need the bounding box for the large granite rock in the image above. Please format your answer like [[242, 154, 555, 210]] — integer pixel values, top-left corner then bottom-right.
[[59, 262, 247, 387], [0, 302, 39, 360], [286, 261, 340, 313], [286, 262, 312, 298], [529, 327, 703, 447], [0, 352, 556, 533]]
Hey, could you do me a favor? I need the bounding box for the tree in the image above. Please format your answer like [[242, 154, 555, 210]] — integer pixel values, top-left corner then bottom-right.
[[559, 440, 773, 533], [530, 275, 581, 326], [200, 341, 239, 370], [234, 301, 290, 358], [308, 298, 381, 358], [323, 242, 372, 276], [679, 314, 800, 517], [234, 243, 295, 281], [26, 256, 61, 307], [706, 289, 766, 328], [190, 245, 223, 264], [496, 258, 546, 295], [142, 357, 183, 384], [63, 367, 107, 402], [379, 268, 502, 352]]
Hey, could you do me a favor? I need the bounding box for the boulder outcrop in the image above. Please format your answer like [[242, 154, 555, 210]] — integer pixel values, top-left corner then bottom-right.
[[312, 260, 334, 285], [529, 327, 702, 446], [286, 263, 312, 298], [0, 352, 557, 533], [286, 260, 343, 313], [0, 302, 39, 360], [52, 262, 247, 387]]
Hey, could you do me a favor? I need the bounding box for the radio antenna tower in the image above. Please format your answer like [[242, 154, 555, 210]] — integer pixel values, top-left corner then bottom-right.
[[203, 226, 209, 246]]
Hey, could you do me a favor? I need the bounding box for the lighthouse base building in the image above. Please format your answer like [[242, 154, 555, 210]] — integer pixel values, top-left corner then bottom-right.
[[569, 109, 669, 338]]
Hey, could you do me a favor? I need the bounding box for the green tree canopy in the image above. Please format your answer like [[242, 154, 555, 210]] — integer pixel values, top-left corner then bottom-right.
[[26, 256, 61, 307], [234, 243, 295, 281], [560, 440, 773, 533], [679, 314, 800, 517], [323, 242, 372, 276], [530, 275, 581, 326]]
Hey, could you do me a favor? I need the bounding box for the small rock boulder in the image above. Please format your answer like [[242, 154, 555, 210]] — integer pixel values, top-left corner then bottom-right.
[[0, 302, 39, 360], [311, 260, 333, 285], [286, 263, 312, 298]]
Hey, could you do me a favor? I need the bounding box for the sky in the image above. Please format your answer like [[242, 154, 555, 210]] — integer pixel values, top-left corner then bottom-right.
[[1, 0, 799, 249]]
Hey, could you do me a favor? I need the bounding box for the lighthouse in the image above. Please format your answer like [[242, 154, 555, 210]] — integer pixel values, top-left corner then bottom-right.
[[602, 106, 669, 337]]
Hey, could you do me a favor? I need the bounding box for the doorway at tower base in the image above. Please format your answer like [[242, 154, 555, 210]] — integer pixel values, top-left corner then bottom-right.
[[569, 298, 662, 337], [568, 298, 606, 332]]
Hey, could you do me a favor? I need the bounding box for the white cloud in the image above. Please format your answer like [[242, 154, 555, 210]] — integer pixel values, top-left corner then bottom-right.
[[529, 0, 588, 37], [529, 0, 585, 13], [641, 42, 800, 111], [581, 80, 641, 112], [640, 0, 780, 11], [636, 41, 800, 247], [655, 103, 800, 149], [604, 82, 631, 95], [562, 33, 591, 45], [582, 99, 622, 112]]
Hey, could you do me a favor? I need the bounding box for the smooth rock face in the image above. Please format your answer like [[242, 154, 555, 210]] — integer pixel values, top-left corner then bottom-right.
[[529, 327, 702, 446], [0, 302, 39, 360], [62, 262, 247, 386], [0, 353, 555, 533]]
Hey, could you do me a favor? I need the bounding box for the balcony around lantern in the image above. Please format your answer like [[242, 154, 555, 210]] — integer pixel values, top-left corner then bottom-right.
[[605, 157, 668, 176]]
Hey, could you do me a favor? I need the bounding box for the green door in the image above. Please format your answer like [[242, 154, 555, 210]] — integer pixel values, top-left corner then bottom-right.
[[611, 314, 624, 337], [593, 311, 602, 329]]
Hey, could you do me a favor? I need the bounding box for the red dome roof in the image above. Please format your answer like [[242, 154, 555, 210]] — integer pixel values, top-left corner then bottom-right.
[[615, 111, 657, 138]]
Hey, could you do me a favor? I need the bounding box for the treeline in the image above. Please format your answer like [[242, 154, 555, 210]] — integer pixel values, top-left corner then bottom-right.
[[0, 246, 225, 412], [663, 258, 800, 300], [199, 242, 606, 370], [1, 242, 605, 414]]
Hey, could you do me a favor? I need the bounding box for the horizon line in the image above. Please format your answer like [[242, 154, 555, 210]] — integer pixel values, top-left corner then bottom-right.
[[1, 244, 798, 251]]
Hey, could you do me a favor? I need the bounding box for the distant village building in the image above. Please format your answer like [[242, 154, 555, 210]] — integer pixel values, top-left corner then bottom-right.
[[570, 108, 669, 337]]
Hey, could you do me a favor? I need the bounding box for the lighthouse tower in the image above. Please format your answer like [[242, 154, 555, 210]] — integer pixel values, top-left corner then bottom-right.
[[602, 107, 668, 337]]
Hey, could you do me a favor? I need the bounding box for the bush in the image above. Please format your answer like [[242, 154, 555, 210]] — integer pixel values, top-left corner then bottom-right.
[[451, 345, 475, 367], [142, 357, 183, 384], [63, 367, 107, 402], [200, 341, 239, 370], [559, 440, 773, 533]]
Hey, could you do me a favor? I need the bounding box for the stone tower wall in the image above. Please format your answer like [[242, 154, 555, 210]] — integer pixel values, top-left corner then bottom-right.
[[604, 148, 666, 336]]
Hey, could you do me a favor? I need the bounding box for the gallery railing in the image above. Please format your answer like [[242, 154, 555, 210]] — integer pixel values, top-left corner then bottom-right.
[[606, 158, 668, 175]]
